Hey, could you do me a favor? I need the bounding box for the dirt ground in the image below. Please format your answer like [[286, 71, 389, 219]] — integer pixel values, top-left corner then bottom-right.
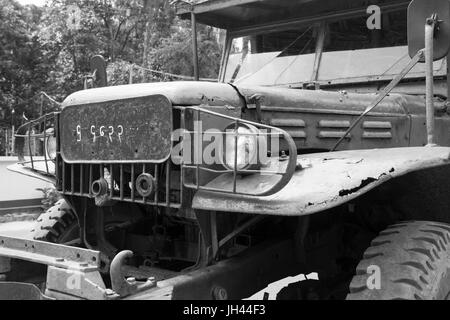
[[0, 157, 52, 203], [0, 210, 40, 238], [0, 211, 40, 224], [0, 157, 46, 237]]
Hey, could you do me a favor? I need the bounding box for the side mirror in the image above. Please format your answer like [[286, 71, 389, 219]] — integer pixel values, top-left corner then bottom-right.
[[408, 0, 450, 61]]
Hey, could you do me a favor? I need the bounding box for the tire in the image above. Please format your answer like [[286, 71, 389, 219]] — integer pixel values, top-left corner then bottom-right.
[[31, 199, 79, 244], [347, 221, 450, 300]]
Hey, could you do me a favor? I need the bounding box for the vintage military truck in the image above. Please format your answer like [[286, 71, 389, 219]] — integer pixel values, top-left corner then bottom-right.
[[2, 0, 450, 300]]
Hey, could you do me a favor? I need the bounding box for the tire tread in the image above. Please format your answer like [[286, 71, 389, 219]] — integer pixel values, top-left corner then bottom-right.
[[347, 221, 450, 300]]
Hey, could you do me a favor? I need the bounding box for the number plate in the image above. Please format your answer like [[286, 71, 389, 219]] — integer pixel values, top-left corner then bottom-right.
[[60, 94, 172, 163]]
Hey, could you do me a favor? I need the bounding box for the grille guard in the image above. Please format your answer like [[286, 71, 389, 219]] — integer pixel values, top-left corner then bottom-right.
[[15, 107, 297, 199], [14, 112, 59, 178], [179, 106, 297, 197]]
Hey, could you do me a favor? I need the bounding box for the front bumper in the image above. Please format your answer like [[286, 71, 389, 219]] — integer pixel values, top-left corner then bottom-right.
[[0, 234, 296, 300], [0, 282, 52, 300], [0, 234, 115, 299]]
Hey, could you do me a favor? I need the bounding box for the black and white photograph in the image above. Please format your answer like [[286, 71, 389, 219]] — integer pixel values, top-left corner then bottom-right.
[[1, 0, 450, 306]]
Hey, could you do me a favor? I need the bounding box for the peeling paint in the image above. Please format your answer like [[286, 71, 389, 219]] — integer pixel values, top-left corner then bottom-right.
[[339, 177, 379, 197], [193, 147, 450, 216]]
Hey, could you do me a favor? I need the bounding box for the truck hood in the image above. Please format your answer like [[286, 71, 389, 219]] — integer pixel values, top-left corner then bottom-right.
[[62, 81, 428, 116], [234, 85, 428, 116], [62, 81, 244, 108]]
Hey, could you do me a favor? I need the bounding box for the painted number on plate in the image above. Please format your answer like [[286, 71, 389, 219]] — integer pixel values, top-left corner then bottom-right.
[[75, 125, 124, 143]]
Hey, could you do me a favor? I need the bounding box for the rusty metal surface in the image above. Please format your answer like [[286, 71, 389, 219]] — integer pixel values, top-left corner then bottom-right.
[[238, 85, 411, 116], [331, 49, 423, 150], [192, 146, 450, 216], [250, 85, 450, 149], [180, 106, 297, 197], [0, 235, 112, 299], [59, 162, 182, 209], [109, 250, 155, 297], [0, 235, 100, 271], [238, 85, 415, 151], [45, 265, 111, 300], [126, 239, 296, 300], [14, 112, 58, 176], [60, 95, 172, 163], [61, 81, 244, 109], [237, 85, 450, 150], [0, 238, 295, 300]]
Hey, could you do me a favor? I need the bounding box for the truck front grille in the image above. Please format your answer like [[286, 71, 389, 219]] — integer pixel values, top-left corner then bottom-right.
[[57, 158, 182, 208]]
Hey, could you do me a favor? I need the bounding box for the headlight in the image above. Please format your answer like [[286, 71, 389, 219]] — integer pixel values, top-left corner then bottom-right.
[[223, 123, 266, 171], [45, 129, 57, 160]]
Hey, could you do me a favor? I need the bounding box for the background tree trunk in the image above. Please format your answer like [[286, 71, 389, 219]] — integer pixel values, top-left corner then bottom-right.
[[142, 0, 152, 66]]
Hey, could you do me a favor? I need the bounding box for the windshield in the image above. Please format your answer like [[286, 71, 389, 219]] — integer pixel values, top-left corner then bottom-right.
[[223, 10, 445, 86]]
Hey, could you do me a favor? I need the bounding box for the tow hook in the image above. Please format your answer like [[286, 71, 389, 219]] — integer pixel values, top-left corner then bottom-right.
[[110, 250, 156, 297]]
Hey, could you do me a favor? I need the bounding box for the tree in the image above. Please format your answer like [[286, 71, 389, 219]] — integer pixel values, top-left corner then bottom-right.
[[0, 0, 44, 124], [1, 0, 222, 128], [141, 0, 174, 66], [149, 19, 221, 80]]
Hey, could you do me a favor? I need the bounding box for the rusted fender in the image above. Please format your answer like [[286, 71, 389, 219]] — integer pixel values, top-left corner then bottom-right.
[[192, 146, 450, 216]]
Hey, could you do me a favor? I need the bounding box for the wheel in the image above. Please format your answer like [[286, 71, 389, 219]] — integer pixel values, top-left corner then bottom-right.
[[347, 221, 450, 300], [31, 199, 80, 245]]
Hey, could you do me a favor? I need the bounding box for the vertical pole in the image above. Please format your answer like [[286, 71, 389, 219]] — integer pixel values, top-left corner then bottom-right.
[[11, 125, 14, 155], [311, 22, 326, 83], [4, 130, 8, 156], [40, 94, 43, 118], [425, 17, 436, 146], [210, 211, 218, 259], [129, 63, 133, 84], [447, 52, 450, 100], [191, 10, 199, 81], [11, 109, 15, 156], [39, 94, 44, 133], [219, 32, 232, 83]]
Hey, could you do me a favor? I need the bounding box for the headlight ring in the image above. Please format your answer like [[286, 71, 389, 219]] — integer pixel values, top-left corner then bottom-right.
[[222, 122, 267, 171]]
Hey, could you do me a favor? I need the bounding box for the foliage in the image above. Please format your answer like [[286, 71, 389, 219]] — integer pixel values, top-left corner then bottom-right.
[[149, 19, 221, 80], [36, 187, 62, 210], [108, 18, 221, 85], [1, 0, 222, 128], [0, 0, 44, 124]]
